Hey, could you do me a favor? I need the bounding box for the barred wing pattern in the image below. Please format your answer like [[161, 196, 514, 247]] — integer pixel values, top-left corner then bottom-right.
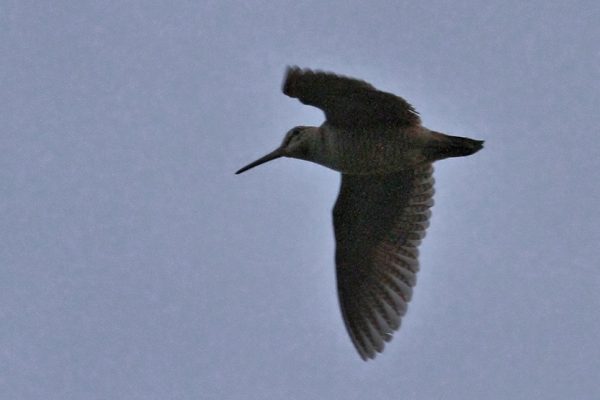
[[282, 66, 420, 129], [333, 164, 434, 360]]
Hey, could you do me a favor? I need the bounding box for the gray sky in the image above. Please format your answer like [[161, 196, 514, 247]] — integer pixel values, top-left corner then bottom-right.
[[2, 1, 599, 399]]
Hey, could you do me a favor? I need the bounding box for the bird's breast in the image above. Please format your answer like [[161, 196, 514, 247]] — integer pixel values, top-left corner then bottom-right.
[[309, 126, 426, 174]]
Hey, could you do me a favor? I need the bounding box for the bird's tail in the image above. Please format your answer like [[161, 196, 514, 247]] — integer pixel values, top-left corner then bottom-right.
[[424, 131, 484, 161]]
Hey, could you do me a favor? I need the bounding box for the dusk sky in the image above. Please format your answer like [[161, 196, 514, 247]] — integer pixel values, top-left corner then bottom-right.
[[2, 1, 599, 399]]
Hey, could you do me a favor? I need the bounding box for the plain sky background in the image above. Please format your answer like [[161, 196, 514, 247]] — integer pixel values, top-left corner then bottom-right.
[[2, 1, 599, 399]]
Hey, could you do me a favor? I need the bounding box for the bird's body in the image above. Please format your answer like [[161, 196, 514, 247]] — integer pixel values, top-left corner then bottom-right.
[[296, 123, 428, 174], [236, 67, 483, 360]]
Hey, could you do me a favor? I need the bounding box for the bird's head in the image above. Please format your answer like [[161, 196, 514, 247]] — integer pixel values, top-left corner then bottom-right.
[[235, 126, 316, 174]]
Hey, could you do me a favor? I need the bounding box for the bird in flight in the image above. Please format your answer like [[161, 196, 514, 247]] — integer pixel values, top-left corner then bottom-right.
[[236, 67, 483, 360]]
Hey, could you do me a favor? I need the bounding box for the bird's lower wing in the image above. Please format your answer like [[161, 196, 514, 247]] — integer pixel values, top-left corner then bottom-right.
[[333, 164, 434, 360]]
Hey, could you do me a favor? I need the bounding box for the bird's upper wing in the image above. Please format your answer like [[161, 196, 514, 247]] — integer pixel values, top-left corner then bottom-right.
[[282, 66, 420, 129], [332, 164, 434, 360]]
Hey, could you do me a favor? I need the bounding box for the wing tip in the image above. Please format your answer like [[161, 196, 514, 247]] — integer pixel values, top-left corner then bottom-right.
[[353, 331, 395, 362], [282, 65, 304, 97]]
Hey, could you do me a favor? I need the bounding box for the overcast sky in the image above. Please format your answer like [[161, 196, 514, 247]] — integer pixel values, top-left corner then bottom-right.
[[2, 1, 599, 399]]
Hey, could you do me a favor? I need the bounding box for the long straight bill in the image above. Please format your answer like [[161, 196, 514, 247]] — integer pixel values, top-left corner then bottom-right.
[[235, 148, 285, 174]]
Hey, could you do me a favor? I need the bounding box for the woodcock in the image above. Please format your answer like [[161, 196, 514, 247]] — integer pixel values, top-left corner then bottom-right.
[[236, 67, 484, 360]]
